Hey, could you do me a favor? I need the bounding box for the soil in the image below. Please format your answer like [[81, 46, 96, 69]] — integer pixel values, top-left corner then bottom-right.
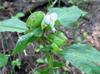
[[0, 0, 100, 74]]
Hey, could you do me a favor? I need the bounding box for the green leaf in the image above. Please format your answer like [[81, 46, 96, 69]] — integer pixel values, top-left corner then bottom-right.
[[34, 71, 41, 74], [11, 59, 21, 68], [36, 58, 45, 64], [56, 31, 68, 41], [37, 68, 50, 74], [52, 36, 65, 47], [26, 11, 45, 29], [0, 54, 8, 68], [48, 6, 87, 27], [53, 60, 64, 68], [51, 43, 62, 53], [0, 17, 28, 33], [15, 12, 25, 18], [13, 28, 43, 55], [48, 32, 67, 47], [63, 43, 100, 74]]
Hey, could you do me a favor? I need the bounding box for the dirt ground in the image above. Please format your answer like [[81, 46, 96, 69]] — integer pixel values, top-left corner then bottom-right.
[[0, 0, 100, 74]]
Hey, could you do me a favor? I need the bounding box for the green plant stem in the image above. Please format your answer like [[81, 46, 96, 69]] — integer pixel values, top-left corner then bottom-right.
[[48, 0, 52, 6], [29, 9, 32, 14], [46, 51, 54, 74]]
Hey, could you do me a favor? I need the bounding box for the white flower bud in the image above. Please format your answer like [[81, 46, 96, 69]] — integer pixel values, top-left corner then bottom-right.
[[50, 12, 58, 22], [43, 12, 58, 32]]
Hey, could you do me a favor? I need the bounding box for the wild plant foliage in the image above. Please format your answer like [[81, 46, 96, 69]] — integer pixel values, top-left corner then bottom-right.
[[0, 6, 100, 74]]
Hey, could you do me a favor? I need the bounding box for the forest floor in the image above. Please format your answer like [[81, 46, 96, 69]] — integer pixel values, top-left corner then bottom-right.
[[0, 0, 100, 74]]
